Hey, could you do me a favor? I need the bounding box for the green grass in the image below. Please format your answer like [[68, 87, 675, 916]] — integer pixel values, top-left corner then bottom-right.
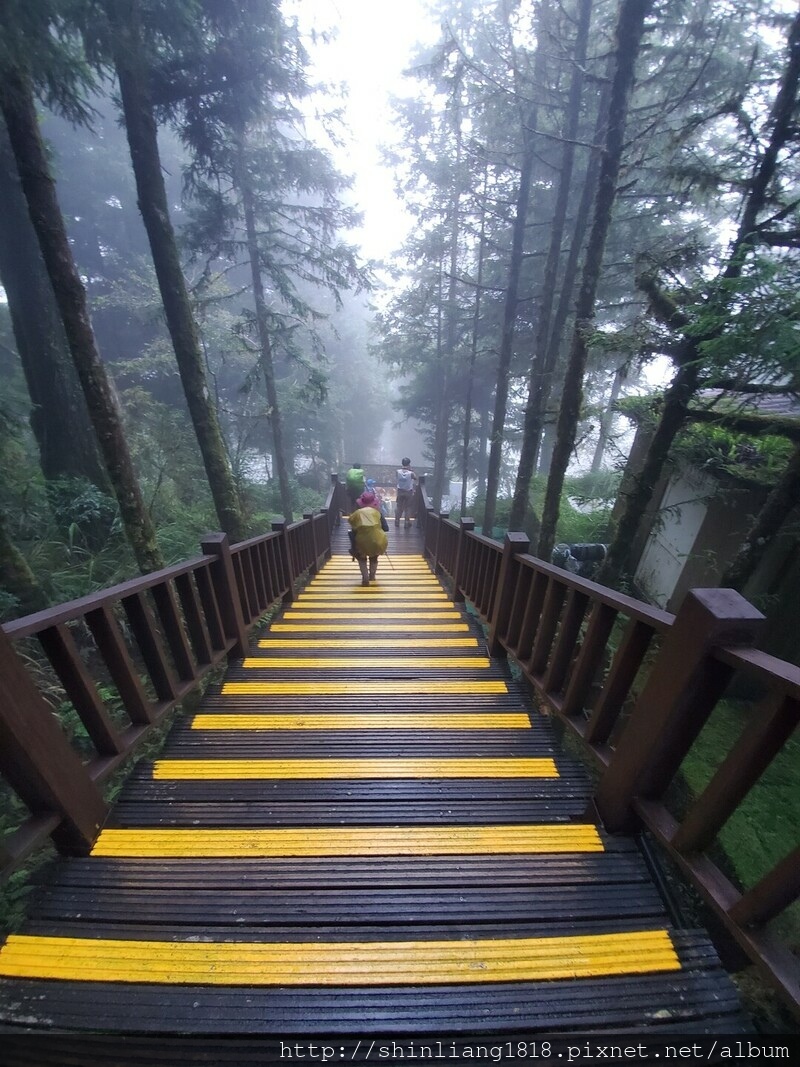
[[677, 699, 800, 948]]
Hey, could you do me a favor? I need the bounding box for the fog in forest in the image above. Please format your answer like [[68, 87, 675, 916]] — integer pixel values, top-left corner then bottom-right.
[[2, 0, 799, 624], [2, 6, 800, 1035]]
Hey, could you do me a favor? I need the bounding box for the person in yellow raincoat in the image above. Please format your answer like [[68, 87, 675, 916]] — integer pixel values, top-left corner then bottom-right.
[[345, 491, 389, 585]]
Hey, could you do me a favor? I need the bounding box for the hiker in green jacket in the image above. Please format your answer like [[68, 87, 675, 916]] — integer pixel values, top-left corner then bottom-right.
[[345, 462, 366, 511]]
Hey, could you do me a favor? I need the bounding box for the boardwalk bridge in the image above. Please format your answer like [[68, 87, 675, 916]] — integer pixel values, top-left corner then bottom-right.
[[0, 478, 797, 1055]]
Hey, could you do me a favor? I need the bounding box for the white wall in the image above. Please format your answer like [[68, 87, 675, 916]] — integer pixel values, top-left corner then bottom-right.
[[635, 469, 715, 607]]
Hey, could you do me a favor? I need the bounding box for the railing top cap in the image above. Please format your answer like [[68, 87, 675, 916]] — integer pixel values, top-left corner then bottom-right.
[[3, 554, 213, 639]]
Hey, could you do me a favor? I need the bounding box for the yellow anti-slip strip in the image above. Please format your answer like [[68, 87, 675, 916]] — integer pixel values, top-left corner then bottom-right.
[[284, 612, 462, 621], [152, 758, 556, 779], [258, 638, 479, 649], [295, 599, 451, 607], [0, 930, 679, 985], [295, 600, 451, 607], [91, 824, 594, 857], [298, 597, 452, 606], [309, 580, 441, 588], [310, 581, 439, 587], [191, 713, 530, 730], [323, 573, 433, 579], [270, 624, 470, 633], [222, 681, 506, 695], [325, 563, 430, 569], [241, 656, 489, 669]]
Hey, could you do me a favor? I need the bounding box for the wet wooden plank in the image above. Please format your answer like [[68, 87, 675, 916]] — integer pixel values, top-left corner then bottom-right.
[[0, 546, 750, 1037]]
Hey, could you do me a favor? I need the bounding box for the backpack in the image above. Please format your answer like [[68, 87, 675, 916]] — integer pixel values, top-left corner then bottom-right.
[[346, 467, 365, 493], [348, 507, 388, 556], [396, 468, 414, 492]]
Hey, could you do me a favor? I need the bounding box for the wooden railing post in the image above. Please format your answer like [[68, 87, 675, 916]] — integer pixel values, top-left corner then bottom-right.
[[271, 520, 296, 605], [487, 532, 530, 658], [200, 533, 248, 658], [453, 517, 475, 603], [416, 475, 429, 539], [0, 627, 107, 854], [434, 512, 449, 574], [327, 473, 341, 532], [304, 512, 320, 575], [595, 588, 765, 832]]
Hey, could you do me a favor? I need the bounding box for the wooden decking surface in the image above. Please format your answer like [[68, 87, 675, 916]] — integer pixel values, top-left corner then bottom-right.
[[0, 526, 750, 1042]]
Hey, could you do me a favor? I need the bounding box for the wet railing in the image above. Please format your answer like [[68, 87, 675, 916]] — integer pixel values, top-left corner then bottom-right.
[[0, 486, 340, 880], [1, 471, 796, 1018], [419, 492, 799, 1019]]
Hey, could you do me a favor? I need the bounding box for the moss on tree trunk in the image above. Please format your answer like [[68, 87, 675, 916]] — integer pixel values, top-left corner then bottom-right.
[[110, 1, 247, 543], [0, 68, 163, 574]]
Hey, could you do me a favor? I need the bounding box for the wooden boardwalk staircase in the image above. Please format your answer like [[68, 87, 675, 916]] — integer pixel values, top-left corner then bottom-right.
[[0, 526, 752, 1043]]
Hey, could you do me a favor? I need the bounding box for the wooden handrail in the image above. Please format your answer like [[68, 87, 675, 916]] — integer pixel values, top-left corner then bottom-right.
[[2, 496, 798, 1016], [0, 510, 334, 879], [423, 509, 800, 1018]]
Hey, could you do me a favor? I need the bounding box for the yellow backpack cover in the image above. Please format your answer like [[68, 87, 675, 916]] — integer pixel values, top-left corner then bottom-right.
[[348, 507, 388, 556]]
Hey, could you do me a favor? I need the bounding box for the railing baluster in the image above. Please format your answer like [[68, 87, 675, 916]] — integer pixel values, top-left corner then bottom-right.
[[596, 589, 764, 833], [543, 588, 590, 697], [194, 556, 230, 653], [85, 605, 155, 724], [230, 552, 253, 624], [728, 846, 800, 928], [487, 533, 529, 656], [239, 548, 260, 621], [527, 579, 567, 677], [201, 533, 248, 657], [178, 569, 216, 662], [252, 542, 269, 610], [452, 518, 474, 604], [433, 512, 448, 574], [38, 624, 124, 756], [304, 512, 320, 575], [151, 581, 197, 682], [263, 540, 280, 604], [271, 520, 295, 605], [122, 591, 179, 703], [514, 571, 547, 664], [583, 617, 655, 746], [672, 694, 800, 854], [560, 601, 618, 720], [0, 627, 107, 855], [504, 561, 531, 654]]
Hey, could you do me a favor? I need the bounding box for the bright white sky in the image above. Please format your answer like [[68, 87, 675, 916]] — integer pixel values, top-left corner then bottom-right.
[[284, 0, 440, 262]]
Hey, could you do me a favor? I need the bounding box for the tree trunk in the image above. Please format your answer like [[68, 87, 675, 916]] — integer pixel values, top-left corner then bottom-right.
[[590, 362, 626, 472], [0, 117, 109, 494], [599, 9, 800, 585], [109, 0, 247, 542], [509, 0, 592, 531], [0, 509, 48, 618], [477, 396, 490, 497], [598, 356, 700, 584], [461, 161, 489, 515], [432, 77, 464, 512], [527, 80, 611, 481], [482, 124, 536, 536], [430, 256, 448, 511], [237, 135, 294, 523], [0, 68, 163, 573], [537, 420, 556, 478], [720, 444, 800, 591], [537, 0, 652, 562]]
